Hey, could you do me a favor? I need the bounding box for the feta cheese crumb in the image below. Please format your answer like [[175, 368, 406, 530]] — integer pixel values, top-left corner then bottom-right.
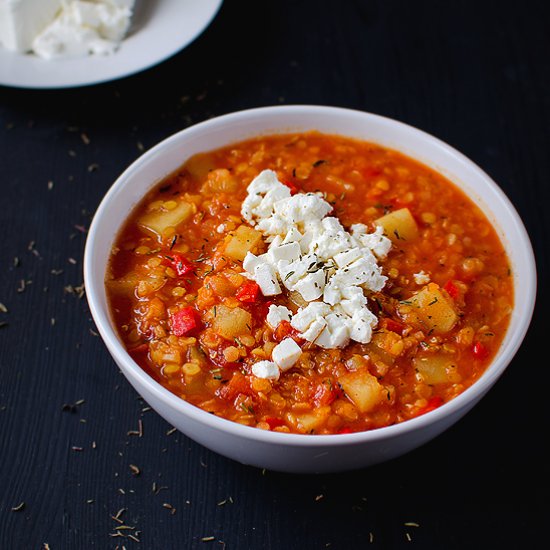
[[266, 305, 292, 329], [254, 263, 282, 296], [413, 270, 431, 285], [272, 338, 302, 371], [251, 360, 280, 380]]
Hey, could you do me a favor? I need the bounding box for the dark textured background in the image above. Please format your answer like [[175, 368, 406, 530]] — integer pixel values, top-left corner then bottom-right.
[[0, 1, 547, 548]]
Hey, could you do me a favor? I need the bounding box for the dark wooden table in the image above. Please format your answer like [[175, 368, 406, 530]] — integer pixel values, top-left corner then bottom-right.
[[1, 1, 547, 548]]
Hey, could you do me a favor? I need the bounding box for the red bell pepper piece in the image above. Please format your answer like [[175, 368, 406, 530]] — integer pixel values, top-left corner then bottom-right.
[[472, 341, 489, 360], [443, 280, 460, 300], [236, 280, 261, 303], [313, 381, 343, 407], [217, 372, 251, 401], [170, 306, 201, 336], [265, 417, 286, 430], [381, 317, 406, 335], [169, 254, 195, 276], [337, 426, 354, 434], [281, 179, 300, 195], [414, 396, 444, 417]]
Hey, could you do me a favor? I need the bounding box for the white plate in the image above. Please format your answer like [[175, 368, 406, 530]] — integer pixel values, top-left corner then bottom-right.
[[0, 0, 223, 89]]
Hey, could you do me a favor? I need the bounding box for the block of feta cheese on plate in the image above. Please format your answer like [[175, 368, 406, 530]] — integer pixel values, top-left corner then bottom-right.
[[0, 0, 62, 52], [0, 0, 135, 59]]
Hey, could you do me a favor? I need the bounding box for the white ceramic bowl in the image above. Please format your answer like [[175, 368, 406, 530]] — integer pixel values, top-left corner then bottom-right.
[[84, 105, 536, 473]]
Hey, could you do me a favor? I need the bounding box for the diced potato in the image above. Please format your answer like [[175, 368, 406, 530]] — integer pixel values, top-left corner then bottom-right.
[[288, 406, 331, 433], [139, 200, 193, 237], [105, 272, 140, 295], [211, 305, 252, 340], [185, 153, 216, 180], [414, 353, 460, 385], [208, 275, 237, 297], [204, 168, 239, 193], [376, 207, 419, 242], [188, 345, 207, 367], [398, 283, 458, 334], [144, 297, 166, 321], [367, 331, 404, 364], [339, 369, 385, 413], [224, 225, 263, 261]]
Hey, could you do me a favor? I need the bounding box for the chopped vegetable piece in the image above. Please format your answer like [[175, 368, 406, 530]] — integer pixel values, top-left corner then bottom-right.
[[217, 372, 251, 401], [281, 178, 300, 195], [472, 341, 490, 360], [398, 283, 458, 334], [414, 396, 444, 417], [170, 307, 201, 336], [443, 280, 460, 300], [313, 381, 342, 406], [265, 417, 286, 430], [337, 426, 354, 434], [380, 318, 406, 335], [413, 353, 459, 384], [236, 281, 261, 303], [211, 305, 252, 340], [139, 200, 193, 237], [290, 406, 331, 433], [224, 225, 263, 261], [273, 320, 302, 342], [339, 369, 385, 413], [375, 207, 419, 242], [169, 254, 195, 276]]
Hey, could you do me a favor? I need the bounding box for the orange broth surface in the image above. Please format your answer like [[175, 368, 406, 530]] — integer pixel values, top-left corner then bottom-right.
[[106, 132, 513, 434]]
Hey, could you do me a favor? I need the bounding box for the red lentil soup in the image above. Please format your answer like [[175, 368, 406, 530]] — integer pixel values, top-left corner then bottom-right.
[[106, 132, 513, 435]]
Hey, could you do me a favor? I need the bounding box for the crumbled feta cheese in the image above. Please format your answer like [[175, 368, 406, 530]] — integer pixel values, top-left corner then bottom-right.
[[266, 304, 292, 329], [413, 270, 431, 285], [240, 169, 392, 349], [293, 269, 325, 301], [315, 312, 351, 348], [267, 241, 301, 264], [243, 252, 266, 274], [277, 253, 319, 290], [290, 302, 332, 332], [254, 263, 282, 296], [300, 318, 327, 342], [356, 225, 392, 259], [272, 338, 302, 371], [31, 0, 135, 60], [251, 360, 280, 380], [334, 247, 363, 268]]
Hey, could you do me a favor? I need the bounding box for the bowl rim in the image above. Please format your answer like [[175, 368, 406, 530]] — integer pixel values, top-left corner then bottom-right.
[[84, 104, 537, 448]]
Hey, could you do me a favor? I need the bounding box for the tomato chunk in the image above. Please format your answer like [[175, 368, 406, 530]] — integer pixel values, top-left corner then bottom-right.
[[313, 381, 342, 406], [170, 306, 201, 336], [217, 372, 251, 401], [265, 417, 286, 430], [381, 317, 406, 335], [443, 280, 460, 300], [414, 396, 444, 417], [168, 253, 195, 276], [281, 178, 300, 195], [337, 426, 354, 434], [472, 341, 490, 360], [273, 320, 302, 342], [236, 280, 261, 303]]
